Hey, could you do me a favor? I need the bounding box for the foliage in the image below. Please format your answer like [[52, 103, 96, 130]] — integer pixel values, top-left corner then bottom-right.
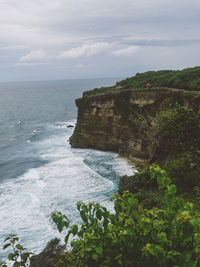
[[154, 103, 200, 160], [162, 152, 200, 192], [51, 165, 200, 267], [118, 167, 165, 209], [83, 86, 116, 97], [118, 167, 152, 194], [30, 238, 66, 267], [117, 70, 175, 89], [83, 66, 200, 96], [1, 234, 33, 267], [50, 252, 74, 267], [117, 66, 200, 90]]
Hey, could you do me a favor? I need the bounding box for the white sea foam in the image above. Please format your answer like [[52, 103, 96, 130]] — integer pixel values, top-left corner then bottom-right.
[[9, 120, 22, 128], [33, 130, 40, 133], [8, 137, 16, 142], [0, 120, 135, 259]]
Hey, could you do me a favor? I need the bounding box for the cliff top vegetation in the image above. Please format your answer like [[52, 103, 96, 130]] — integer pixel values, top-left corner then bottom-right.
[[83, 66, 200, 96]]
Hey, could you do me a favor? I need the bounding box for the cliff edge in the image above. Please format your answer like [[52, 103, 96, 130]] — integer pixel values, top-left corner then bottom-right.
[[70, 88, 200, 165]]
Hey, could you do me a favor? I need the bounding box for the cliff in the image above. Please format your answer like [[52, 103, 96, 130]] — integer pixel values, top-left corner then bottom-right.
[[70, 88, 200, 165]]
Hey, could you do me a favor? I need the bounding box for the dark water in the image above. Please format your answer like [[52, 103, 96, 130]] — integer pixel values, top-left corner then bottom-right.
[[0, 79, 134, 260]]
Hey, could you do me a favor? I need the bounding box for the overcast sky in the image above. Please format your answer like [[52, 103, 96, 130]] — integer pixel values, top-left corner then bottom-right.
[[0, 0, 200, 82]]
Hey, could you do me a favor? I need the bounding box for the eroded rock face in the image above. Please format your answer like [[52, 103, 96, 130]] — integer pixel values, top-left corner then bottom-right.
[[70, 89, 200, 163]]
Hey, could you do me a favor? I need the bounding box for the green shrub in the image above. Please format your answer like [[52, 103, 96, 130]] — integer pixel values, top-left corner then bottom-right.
[[50, 252, 74, 267], [2, 165, 200, 266], [1, 234, 33, 267], [162, 153, 200, 192], [51, 165, 200, 267], [118, 167, 165, 208], [30, 238, 66, 267], [84, 66, 200, 96], [118, 167, 152, 194], [154, 103, 200, 160]]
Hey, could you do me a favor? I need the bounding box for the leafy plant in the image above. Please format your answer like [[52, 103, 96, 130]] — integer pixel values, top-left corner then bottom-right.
[[83, 66, 200, 96], [118, 167, 152, 194], [162, 152, 200, 192], [30, 238, 66, 267], [51, 165, 200, 266], [1, 234, 33, 267], [50, 252, 74, 267], [154, 103, 200, 160], [118, 167, 165, 209]]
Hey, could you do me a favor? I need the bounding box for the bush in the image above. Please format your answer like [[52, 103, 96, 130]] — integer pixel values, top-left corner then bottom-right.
[[162, 153, 200, 192], [118, 167, 165, 209], [50, 252, 74, 267], [30, 238, 66, 267], [118, 167, 152, 194], [84, 66, 200, 96], [2, 165, 200, 266], [1, 234, 33, 267], [51, 166, 200, 267], [154, 103, 200, 160]]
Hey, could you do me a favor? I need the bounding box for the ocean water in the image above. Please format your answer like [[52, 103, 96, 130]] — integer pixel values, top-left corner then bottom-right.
[[0, 78, 135, 260]]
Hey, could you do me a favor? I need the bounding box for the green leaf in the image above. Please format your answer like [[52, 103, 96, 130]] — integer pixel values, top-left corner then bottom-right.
[[21, 252, 29, 261], [168, 184, 177, 195], [81, 204, 88, 213], [3, 243, 11, 250], [126, 217, 134, 226], [77, 201, 82, 211], [64, 230, 72, 244], [80, 211, 88, 223], [128, 197, 138, 206], [16, 244, 24, 250], [96, 210, 102, 220], [132, 209, 139, 218], [10, 239, 15, 245], [92, 253, 99, 260], [156, 232, 168, 243], [177, 197, 184, 208], [13, 263, 20, 267], [63, 222, 69, 229], [57, 221, 64, 233], [71, 225, 78, 235], [8, 253, 16, 261], [85, 247, 93, 252], [0, 262, 7, 267], [4, 237, 10, 242], [95, 247, 103, 255]]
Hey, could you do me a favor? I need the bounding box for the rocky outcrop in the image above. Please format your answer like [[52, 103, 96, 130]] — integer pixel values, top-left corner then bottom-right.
[[70, 89, 200, 165]]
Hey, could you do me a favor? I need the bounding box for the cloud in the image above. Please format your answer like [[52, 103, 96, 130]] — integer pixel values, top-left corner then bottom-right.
[[19, 50, 46, 61], [14, 62, 51, 67], [112, 46, 139, 56], [19, 42, 113, 62], [59, 42, 112, 59], [0, 0, 200, 81], [0, 45, 27, 50], [123, 38, 200, 47]]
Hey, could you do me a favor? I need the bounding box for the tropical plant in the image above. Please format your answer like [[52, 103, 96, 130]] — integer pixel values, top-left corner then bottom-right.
[[1, 234, 33, 267], [51, 165, 200, 267], [30, 238, 66, 267], [2, 165, 200, 266], [154, 103, 200, 160]]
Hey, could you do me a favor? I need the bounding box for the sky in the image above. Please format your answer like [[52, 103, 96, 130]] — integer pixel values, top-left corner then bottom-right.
[[0, 0, 200, 82]]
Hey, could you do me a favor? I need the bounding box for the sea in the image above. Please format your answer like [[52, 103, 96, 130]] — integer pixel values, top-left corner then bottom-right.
[[0, 78, 135, 261]]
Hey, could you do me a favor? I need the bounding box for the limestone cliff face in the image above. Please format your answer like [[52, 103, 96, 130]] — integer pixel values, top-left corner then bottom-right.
[[70, 89, 200, 164]]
